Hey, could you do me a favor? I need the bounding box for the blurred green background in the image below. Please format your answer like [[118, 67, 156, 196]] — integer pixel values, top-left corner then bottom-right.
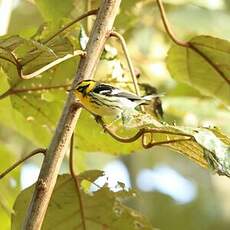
[[0, 0, 230, 229]]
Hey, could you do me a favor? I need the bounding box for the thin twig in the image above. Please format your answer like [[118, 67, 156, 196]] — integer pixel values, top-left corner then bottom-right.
[[0, 83, 71, 100], [97, 116, 193, 144], [98, 117, 144, 142], [155, 0, 189, 47], [43, 9, 98, 44], [69, 134, 86, 230], [109, 31, 141, 96], [20, 50, 86, 80], [0, 148, 46, 179]]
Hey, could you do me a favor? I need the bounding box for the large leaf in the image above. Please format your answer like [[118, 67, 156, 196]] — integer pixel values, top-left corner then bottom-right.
[[76, 109, 230, 177], [9, 58, 77, 145], [167, 35, 230, 105], [0, 57, 77, 146], [20, 36, 75, 75], [0, 35, 78, 86], [12, 172, 153, 229], [167, 5, 230, 39]]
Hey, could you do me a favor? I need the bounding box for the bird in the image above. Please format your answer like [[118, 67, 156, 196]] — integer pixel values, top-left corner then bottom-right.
[[71, 79, 161, 120]]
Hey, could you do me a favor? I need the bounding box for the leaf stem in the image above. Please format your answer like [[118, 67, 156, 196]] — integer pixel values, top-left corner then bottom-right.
[[109, 31, 141, 97], [155, 0, 189, 47], [69, 134, 86, 230], [97, 116, 193, 144], [20, 50, 86, 80]]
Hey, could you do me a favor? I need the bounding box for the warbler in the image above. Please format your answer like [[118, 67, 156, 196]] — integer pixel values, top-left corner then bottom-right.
[[72, 80, 161, 119]]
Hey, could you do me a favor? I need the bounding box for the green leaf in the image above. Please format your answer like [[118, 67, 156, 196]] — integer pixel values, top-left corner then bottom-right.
[[0, 69, 47, 145], [76, 108, 230, 177], [0, 57, 76, 146], [114, 0, 140, 33], [169, 125, 230, 177], [20, 36, 74, 75], [0, 35, 25, 65], [35, 0, 74, 22], [0, 34, 77, 84], [76, 110, 141, 154], [12, 173, 153, 229], [8, 58, 76, 145], [166, 35, 230, 105], [167, 5, 230, 39]]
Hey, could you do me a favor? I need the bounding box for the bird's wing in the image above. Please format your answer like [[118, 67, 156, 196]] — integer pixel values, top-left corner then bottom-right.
[[111, 90, 142, 101], [93, 83, 115, 95], [93, 83, 141, 101]]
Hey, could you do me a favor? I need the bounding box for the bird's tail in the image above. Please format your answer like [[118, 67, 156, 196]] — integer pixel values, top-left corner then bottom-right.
[[140, 94, 163, 105]]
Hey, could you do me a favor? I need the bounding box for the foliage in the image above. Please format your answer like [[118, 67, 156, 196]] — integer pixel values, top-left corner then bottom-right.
[[167, 36, 230, 105], [12, 172, 153, 230], [0, 0, 229, 229]]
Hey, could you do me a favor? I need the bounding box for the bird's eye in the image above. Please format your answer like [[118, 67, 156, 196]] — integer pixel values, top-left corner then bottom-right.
[[77, 84, 89, 93], [77, 86, 83, 92]]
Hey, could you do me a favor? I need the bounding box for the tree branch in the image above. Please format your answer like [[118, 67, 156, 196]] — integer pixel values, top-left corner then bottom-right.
[[23, 1, 121, 229]]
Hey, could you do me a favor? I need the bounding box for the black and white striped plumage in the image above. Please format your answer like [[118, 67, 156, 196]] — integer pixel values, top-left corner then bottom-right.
[[73, 80, 160, 118]]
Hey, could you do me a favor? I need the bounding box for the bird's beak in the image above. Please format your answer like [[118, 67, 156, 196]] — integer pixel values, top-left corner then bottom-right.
[[66, 88, 73, 92]]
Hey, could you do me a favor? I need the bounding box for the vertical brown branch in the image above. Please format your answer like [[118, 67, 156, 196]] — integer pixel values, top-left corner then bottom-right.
[[23, 1, 121, 229]]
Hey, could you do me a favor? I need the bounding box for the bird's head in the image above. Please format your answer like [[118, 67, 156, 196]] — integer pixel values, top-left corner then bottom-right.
[[71, 80, 96, 97]]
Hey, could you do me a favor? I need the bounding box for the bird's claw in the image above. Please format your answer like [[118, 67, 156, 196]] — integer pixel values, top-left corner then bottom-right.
[[93, 115, 108, 133], [94, 115, 102, 124]]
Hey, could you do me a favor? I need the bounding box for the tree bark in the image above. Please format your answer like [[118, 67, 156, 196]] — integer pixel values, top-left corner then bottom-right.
[[23, 1, 121, 229]]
